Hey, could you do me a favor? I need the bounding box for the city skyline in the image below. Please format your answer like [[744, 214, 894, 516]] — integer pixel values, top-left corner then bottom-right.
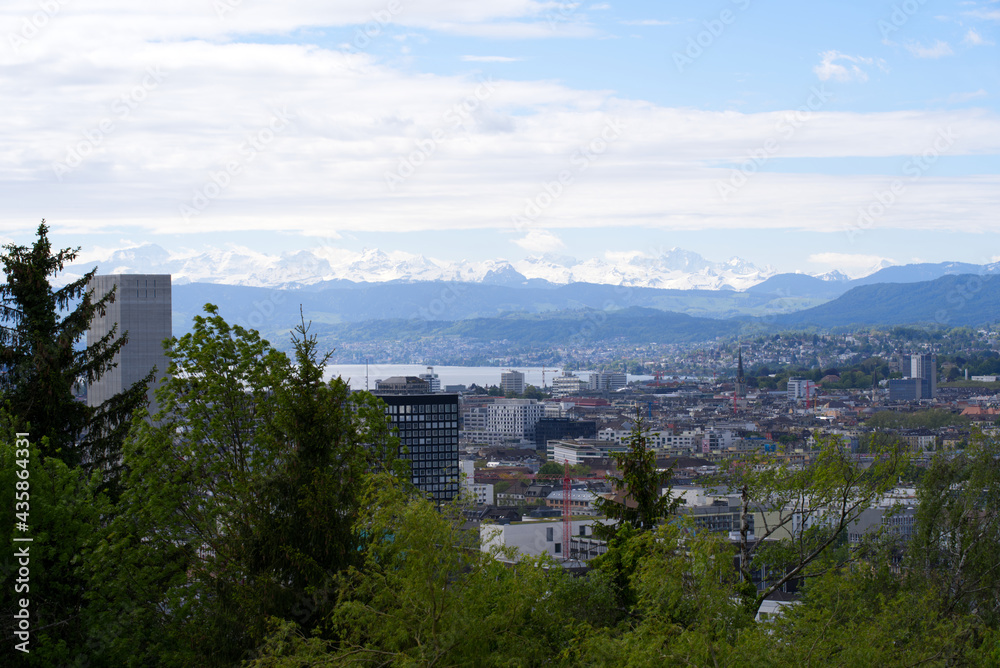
[[1, 0, 997, 275]]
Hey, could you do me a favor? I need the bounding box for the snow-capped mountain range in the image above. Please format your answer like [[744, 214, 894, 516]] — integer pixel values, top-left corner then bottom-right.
[[60, 244, 883, 291]]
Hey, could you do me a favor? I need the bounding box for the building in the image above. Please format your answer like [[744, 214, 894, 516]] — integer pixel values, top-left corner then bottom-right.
[[888, 378, 922, 402], [588, 372, 627, 392], [551, 372, 587, 398], [500, 369, 526, 395], [86, 274, 171, 413], [418, 367, 441, 393], [534, 418, 597, 452], [487, 399, 545, 444], [786, 378, 815, 403], [546, 438, 628, 465], [376, 390, 460, 503], [911, 353, 937, 399], [734, 347, 747, 400], [374, 376, 430, 394], [481, 518, 608, 564]]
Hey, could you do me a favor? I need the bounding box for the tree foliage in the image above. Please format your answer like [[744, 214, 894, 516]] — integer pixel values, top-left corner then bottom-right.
[[0, 220, 151, 484], [715, 434, 908, 615], [88, 305, 405, 665], [593, 414, 682, 539]]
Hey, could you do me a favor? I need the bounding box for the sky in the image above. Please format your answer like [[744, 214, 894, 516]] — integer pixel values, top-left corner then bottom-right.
[[1, 0, 998, 277]]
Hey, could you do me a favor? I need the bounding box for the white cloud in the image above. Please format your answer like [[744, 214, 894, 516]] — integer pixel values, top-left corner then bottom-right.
[[513, 230, 566, 253], [0, 3, 996, 245], [813, 51, 881, 82], [963, 28, 994, 45], [460, 55, 523, 62], [964, 9, 1000, 20], [905, 39, 954, 58], [948, 89, 989, 103], [589, 3, 611, 9]]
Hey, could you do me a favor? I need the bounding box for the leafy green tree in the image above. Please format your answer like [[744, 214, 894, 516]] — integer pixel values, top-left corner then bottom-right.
[[0, 410, 113, 666], [718, 434, 908, 615], [89, 306, 405, 665], [250, 474, 617, 667], [0, 220, 151, 486], [593, 414, 682, 539], [909, 432, 1000, 628], [591, 414, 682, 612]]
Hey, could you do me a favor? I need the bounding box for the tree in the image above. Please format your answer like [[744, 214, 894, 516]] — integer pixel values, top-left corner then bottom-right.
[[89, 306, 406, 664], [591, 414, 682, 612], [593, 413, 682, 539], [0, 410, 114, 665], [0, 220, 151, 485], [250, 474, 617, 667], [716, 434, 908, 615], [908, 431, 1000, 628]]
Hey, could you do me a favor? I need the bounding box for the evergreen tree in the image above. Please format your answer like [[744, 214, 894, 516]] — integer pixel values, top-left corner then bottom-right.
[[92, 306, 406, 665], [0, 220, 151, 484]]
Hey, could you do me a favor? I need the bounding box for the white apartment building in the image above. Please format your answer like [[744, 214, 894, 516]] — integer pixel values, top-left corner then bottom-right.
[[588, 372, 627, 392], [500, 370, 526, 395], [461, 399, 545, 446], [597, 426, 733, 453], [481, 518, 609, 564], [552, 372, 587, 398], [487, 399, 545, 442]]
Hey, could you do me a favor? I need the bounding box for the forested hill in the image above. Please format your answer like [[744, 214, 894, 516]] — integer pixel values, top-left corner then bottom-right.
[[178, 273, 1000, 350], [773, 273, 1000, 329], [306, 306, 745, 346]]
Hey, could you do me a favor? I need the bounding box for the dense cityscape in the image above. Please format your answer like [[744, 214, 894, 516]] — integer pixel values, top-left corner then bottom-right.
[[6, 224, 1000, 664], [3, 0, 998, 664]]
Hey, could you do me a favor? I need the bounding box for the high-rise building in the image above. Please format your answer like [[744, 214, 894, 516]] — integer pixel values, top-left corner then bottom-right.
[[911, 353, 937, 400], [487, 398, 544, 443], [888, 378, 922, 402], [500, 369, 525, 395], [86, 274, 171, 413], [786, 378, 815, 403], [552, 371, 586, 398], [418, 366, 441, 393], [375, 387, 460, 503], [588, 372, 627, 392]]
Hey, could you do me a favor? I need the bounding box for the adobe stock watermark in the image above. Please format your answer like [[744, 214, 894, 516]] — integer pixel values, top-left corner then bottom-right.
[[878, 0, 930, 41], [8, 0, 70, 54], [845, 126, 956, 244], [179, 108, 295, 221], [673, 0, 752, 73], [237, 291, 287, 331], [337, 0, 404, 67], [51, 66, 168, 181], [511, 118, 625, 233], [411, 283, 468, 322], [545, 2, 581, 30], [717, 84, 833, 201], [384, 77, 497, 192], [935, 270, 995, 326]]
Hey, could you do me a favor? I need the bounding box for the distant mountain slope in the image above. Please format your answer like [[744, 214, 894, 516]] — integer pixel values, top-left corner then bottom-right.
[[307, 307, 744, 347], [852, 262, 991, 287], [774, 274, 1000, 328], [173, 280, 818, 334], [746, 273, 847, 299]]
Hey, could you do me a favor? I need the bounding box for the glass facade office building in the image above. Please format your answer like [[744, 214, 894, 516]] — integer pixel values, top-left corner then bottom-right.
[[379, 393, 460, 502]]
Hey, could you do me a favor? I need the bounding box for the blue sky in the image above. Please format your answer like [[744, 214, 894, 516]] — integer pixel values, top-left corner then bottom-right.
[[1, 0, 998, 278]]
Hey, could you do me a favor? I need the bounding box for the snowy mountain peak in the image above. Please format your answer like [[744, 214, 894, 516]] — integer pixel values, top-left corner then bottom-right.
[[61, 244, 777, 291]]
